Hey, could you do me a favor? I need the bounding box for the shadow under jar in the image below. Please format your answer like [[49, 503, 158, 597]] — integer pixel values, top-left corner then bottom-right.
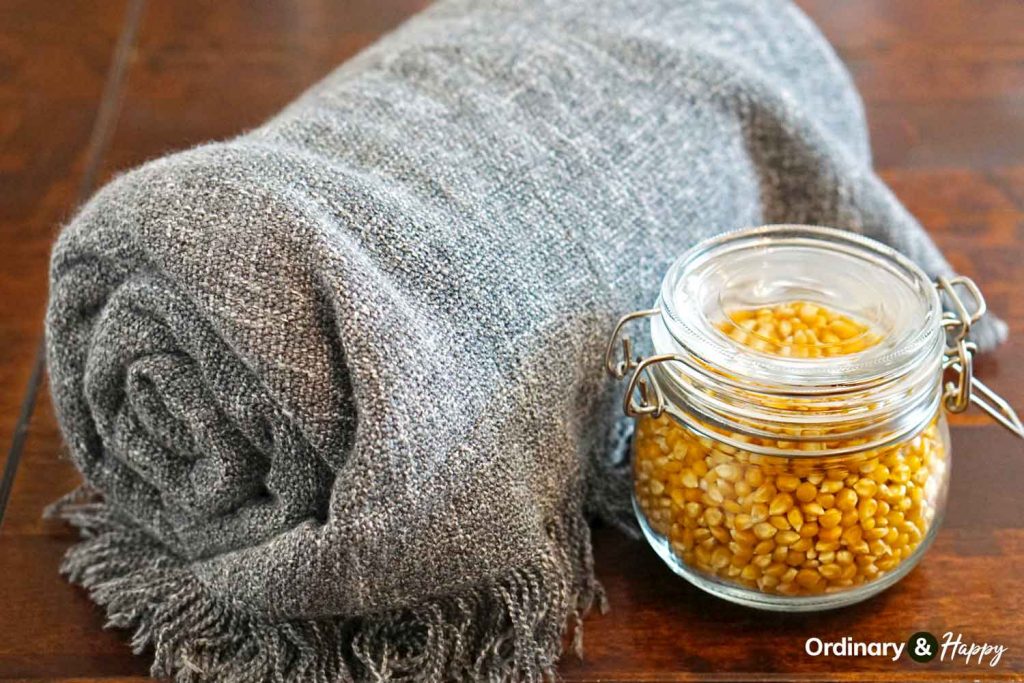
[[607, 225, 1021, 611]]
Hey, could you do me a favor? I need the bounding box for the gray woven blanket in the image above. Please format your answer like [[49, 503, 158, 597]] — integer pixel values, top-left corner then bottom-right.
[[45, 0, 1003, 680]]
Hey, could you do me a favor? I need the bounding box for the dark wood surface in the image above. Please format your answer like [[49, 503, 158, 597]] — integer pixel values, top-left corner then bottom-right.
[[1, 1, 1023, 680]]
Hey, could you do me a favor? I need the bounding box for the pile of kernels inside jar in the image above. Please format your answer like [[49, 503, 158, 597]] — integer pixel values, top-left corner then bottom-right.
[[633, 302, 947, 596], [721, 301, 882, 357]]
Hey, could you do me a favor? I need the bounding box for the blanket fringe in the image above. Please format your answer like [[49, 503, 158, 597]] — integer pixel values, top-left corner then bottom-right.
[[51, 488, 602, 682]]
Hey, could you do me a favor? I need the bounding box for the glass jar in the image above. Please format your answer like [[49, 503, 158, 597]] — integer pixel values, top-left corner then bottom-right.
[[606, 225, 1021, 611]]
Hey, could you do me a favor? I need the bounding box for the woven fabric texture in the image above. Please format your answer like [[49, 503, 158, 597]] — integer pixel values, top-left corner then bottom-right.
[[45, 0, 1003, 680]]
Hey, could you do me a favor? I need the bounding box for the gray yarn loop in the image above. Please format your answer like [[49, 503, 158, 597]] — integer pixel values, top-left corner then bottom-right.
[[46, 0, 1004, 680]]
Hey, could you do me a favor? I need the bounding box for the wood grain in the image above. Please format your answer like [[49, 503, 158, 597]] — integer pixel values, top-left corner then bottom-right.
[[0, 0, 128, 474], [91, 0, 429, 185], [2, 0, 1023, 680]]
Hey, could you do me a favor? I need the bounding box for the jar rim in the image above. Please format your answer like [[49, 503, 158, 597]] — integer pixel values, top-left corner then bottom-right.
[[647, 225, 945, 454], [655, 225, 944, 391]]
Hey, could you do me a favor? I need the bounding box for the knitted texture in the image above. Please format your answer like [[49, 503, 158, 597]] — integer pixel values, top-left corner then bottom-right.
[[46, 0, 1005, 680]]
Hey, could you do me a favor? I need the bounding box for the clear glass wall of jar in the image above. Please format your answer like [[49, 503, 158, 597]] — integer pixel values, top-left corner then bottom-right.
[[607, 225, 1019, 611], [632, 409, 950, 610]]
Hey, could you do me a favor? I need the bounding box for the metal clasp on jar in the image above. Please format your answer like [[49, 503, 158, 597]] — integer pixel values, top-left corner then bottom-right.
[[936, 276, 1023, 437], [606, 275, 1024, 438], [604, 308, 680, 418]]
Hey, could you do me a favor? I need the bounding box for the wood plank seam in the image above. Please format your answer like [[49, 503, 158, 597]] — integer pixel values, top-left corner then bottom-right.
[[0, 0, 148, 530], [0, 343, 45, 530]]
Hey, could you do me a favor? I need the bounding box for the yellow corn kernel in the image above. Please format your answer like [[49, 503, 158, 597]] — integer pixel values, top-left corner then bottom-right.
[[820, 479, 844, 495], [711, 547, 732, 569], [774, 529, 800, 546], [828, 319, 860, 340], [750, 503, 769, 523], [799, 522, 819, 538], [732, 528, 757, 545], [796, 568, 823, 589], [716, 463, 741, 482], [751, 484, 776, 504], [786, 507, 803, 531], [776, 474, 800, 492], [769, 492, 794, 516], [819, 563, 842, 580], [819, 509, 843, 529], [802, 502, 825, 517], [744, 467, 764, 487], [853, 478, 878, 498], [835, 488, 858, 511], [798, 304, 819, 324], [791, 537, 813, 553], [795, 482, 818, 503]]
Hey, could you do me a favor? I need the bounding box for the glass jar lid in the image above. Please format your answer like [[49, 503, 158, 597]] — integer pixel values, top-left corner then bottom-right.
[[606, 224, 1023, 456], [644, 225, 947, 452], [653, 225, 943, 392]]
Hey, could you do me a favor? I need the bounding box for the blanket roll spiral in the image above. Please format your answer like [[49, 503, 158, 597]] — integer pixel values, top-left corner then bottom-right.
[[46, 0, 1001, 680]]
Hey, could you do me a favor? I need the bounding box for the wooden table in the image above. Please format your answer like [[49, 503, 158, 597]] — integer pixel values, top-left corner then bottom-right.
[[1, 1, 1022, 680]]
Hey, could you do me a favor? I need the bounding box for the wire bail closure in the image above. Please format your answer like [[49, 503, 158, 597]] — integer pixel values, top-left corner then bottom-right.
[[603, 308, 679, 417], [605, 275, 1024, 438], [937, 276, 1024, 438]]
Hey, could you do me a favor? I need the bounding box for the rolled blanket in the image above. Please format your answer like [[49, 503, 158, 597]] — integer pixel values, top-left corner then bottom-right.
[[45, 0, 1003, 680]]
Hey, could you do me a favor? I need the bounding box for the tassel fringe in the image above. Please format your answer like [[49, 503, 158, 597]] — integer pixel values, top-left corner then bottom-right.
[[50, 489, 605, 682]]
